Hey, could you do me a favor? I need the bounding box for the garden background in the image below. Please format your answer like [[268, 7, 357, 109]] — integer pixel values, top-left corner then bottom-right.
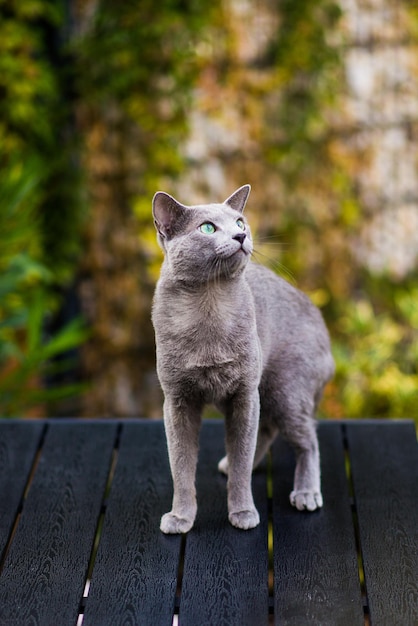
[[1, 0, 417, 422]]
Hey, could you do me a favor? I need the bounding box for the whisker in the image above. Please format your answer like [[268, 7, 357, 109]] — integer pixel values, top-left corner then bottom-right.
[[251, 248, 296, 285], [210, 256, 222, 288], [218, 258, 226, 284], [208, 257, 219, 285], [254, 242, 292, 251], [253, 235, 291, 247], [213, 258, 220, 287], [219, 259, 225, 284]]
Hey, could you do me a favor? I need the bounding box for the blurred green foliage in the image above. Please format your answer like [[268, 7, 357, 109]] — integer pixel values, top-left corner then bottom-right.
[[0, 0, 85, 284], [0, 161, 88, 416], [253, 0, 418, 422], [331, 292, 418, 419], [0, 1, 60, 152], [0, 0, 87, 415], [267, 0, 344, 177], [0, 0, 416, 420], [71, 0, 220, 261]]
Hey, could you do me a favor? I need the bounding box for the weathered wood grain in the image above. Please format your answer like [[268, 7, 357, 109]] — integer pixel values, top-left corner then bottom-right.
[[82, 420, 181, 626], [0, 421, 44, 558], [179, 420, 269, 626], [0, 419, 415, 626], [272, 422, 364, 626], [347, 421, 418, 626], [0, 421, 117, 626]]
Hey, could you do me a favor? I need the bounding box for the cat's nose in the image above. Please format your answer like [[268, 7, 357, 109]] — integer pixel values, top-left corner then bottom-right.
[[233, 232, 246, 245]]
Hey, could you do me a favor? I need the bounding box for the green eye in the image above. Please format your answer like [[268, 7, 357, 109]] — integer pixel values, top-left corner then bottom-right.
[[236, 218, 245, 230], [199, 222, 216, 234]]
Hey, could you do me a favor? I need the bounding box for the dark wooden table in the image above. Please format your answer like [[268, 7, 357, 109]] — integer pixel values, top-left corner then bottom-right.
[[0, 419, 416, 626]]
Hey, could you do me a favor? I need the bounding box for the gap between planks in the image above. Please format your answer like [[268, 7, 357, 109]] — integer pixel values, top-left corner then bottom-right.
[[0, 423, 48, 576], [77, 422, 123, 625], [75, 420, 370, 626], [342, 423, 370, 626], [173, 448, 275, 626]]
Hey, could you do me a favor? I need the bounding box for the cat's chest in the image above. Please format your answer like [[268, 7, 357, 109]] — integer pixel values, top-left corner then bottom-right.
[[165, 311, 245, 368], [154, 287, 258, 369], [156, 287, 248, 337], [158, 332, 261, 402]]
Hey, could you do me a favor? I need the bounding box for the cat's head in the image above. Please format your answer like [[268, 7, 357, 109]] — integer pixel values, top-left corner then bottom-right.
[[152, 185, 253, 283]]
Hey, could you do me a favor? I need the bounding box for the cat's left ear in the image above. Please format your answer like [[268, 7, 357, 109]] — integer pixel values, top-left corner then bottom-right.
[[152, 191, 189, 244], [224, 184, 251, 213]]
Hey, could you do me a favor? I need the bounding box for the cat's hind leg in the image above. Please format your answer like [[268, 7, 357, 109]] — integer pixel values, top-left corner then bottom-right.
[[218, 418, 278, 475], [289, 439, 323, 512], [217, 455, 229, 475], [220, 397, 322, 511], [253, 419, 279, 469], [278, 397, 322, 512]]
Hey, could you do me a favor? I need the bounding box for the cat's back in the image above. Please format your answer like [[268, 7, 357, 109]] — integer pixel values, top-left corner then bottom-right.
[[246, 262, 320, 328], [246, 262, 334, 382]]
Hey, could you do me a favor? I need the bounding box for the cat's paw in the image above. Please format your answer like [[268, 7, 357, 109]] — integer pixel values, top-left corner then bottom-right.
[[218, 455, 229, 476], [160, 512, 194, 534], [290, 490, 323, 512], [229, 508, 260, 530]]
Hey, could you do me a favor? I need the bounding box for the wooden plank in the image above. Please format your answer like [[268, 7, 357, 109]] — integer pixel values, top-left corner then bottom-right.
[[272, 422, 364, 626], [0, 420, 44, 558], [0, 421, 117, 626], [346, 421, 418, 625], [179, 420, 269, 626], [83, 420, 182, 626]]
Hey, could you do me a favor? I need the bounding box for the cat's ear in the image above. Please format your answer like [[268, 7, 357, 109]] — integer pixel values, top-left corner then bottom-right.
[[152, 192, 188, 244], [224, 184, 251, 213]]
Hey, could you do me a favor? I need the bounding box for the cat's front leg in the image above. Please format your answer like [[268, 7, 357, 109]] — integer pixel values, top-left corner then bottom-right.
[[224, 390, 260, 530], [160, 397, 201, 534]]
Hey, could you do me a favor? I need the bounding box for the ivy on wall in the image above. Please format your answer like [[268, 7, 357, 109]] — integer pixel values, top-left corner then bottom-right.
[[0, 0, 417, 419]]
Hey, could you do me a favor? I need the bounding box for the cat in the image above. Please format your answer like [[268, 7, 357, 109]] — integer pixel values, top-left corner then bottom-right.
[[151, 185, 335, 534]]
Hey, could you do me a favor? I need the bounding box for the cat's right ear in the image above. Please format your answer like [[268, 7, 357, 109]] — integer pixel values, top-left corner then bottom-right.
[[224, 184, 251, 213], [152, 192, 188, 248]]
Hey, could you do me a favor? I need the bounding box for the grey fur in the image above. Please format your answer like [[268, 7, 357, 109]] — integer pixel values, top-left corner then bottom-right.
[[152, 185, 335, 533]]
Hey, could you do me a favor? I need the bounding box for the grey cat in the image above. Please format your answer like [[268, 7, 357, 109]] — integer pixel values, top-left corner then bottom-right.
[[152, 185, 335, 534]]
